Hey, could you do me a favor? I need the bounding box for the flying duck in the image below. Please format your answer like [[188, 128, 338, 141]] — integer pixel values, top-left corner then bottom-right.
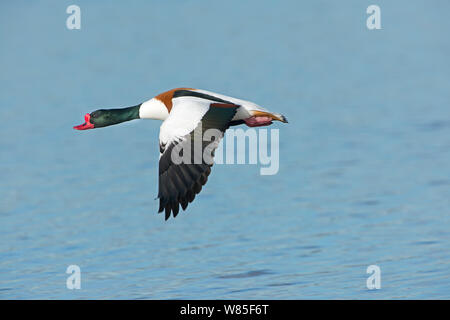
[[74, 88, 287, 220]]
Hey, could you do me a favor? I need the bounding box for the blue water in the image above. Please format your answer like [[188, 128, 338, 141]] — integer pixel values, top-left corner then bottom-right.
[[1, 0, 449, 299]]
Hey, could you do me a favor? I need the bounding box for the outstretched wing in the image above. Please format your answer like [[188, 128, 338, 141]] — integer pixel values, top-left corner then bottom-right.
[[158, 102, 239, 220]]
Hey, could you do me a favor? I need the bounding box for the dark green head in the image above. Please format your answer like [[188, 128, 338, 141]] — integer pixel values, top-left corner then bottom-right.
[[74, 105, 141, 130]]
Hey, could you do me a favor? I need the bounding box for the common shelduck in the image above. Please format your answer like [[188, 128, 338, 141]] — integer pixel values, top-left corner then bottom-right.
[[74, 88, 287, 220]]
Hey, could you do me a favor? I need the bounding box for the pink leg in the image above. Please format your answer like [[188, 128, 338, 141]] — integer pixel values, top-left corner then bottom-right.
[[244, 116, 273, 127]]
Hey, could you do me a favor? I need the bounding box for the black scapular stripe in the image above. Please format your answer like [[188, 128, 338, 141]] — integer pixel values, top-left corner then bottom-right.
[[173, 89, 236, 105]]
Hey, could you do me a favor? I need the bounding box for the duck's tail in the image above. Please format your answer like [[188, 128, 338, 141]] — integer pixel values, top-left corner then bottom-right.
[[251, 110, 288, 123]]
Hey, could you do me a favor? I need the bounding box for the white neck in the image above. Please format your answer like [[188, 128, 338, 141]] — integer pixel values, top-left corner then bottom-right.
[[139, 98, 169, 120]]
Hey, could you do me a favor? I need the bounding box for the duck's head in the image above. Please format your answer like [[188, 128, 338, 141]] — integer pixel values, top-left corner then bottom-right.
[[73, 110, 113, 130], [74, 106, 141, 130]]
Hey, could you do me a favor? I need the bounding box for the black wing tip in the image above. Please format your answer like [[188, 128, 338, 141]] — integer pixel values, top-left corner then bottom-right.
[[158, 196, 189, 220]]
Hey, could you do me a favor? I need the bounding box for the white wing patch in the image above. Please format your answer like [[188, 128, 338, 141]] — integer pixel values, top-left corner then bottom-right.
[[159, 97, 211, 150]]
